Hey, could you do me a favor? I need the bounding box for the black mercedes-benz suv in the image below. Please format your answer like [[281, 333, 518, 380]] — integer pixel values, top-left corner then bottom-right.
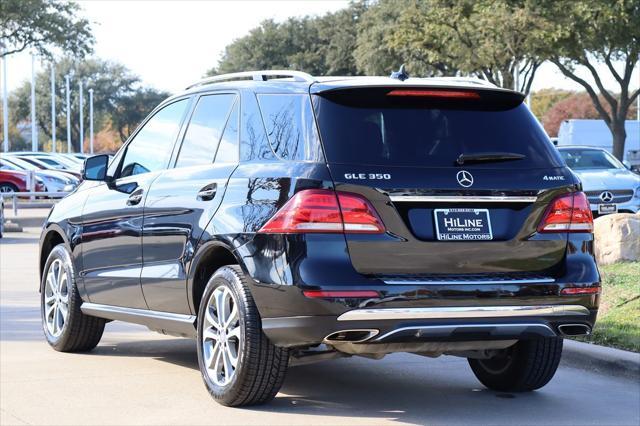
[[39, 70, 599, 406]]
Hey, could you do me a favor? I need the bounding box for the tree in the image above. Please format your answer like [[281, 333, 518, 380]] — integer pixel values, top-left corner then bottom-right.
[[354, 0, 413, 75], [111, 88, 169, 142], [536, 0, 640, 160], [370, 0, 543, 91], [0, 0, 93, 58], [0, 103, 29, 151], [9, 57, 167, 151], [209, 2, 366, 76], [529, 89, 574, 119]]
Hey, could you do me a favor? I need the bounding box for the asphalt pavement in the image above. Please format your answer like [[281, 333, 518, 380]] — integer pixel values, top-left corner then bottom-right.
[[1, 228, 639, 426]]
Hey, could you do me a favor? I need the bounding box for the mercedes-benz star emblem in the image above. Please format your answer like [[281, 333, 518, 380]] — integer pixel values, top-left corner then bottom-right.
[[456, 170, 474, 188], [599, 191, 614, 203]]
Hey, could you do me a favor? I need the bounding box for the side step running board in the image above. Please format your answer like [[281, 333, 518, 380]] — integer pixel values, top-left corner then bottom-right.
[[81, 302, 197, 338]]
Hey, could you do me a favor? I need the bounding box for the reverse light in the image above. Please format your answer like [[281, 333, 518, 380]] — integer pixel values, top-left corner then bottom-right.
[[537, 192, 594, 233], [560, 287, 600, 295], [258, 189, 385, 234], [386, 89, 481, 99]]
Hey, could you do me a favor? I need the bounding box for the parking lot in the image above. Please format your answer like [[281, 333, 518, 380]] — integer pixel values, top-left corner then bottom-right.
[[1, 228, 639, 426]]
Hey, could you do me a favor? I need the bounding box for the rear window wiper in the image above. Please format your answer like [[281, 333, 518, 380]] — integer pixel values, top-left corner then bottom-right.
[[456, 152, 525, 165]]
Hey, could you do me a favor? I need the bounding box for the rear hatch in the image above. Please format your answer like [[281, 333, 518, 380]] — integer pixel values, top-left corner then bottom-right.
[[311, 85, 575, 277]]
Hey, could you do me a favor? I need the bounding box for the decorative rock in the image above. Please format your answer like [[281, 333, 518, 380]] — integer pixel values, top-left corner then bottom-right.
[[593, 213, 640, 265]]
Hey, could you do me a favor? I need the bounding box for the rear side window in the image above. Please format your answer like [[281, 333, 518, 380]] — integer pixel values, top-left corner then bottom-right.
[[313, 89, 562, 169], [176, 94, 236, 168], [257, 94, 323, 162]]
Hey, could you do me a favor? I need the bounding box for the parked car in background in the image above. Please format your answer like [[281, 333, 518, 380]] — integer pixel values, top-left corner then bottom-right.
[[2, 155, 81, 182], [0, 169, 46, 193], [558, 146, 640, 215], [0, 157, 77, 193], [8, 155, 82, 180], [557, 119, 640, 172], [67, 153, 90, 162], [16, 153, 83, 173]]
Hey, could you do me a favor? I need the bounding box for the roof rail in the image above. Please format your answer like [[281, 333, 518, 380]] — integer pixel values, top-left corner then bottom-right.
[[186, 70, 315, 90]]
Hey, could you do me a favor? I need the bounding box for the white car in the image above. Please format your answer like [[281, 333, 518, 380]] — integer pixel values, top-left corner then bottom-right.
[[558, 146, 640, 215], [0, 157, 77, 193]]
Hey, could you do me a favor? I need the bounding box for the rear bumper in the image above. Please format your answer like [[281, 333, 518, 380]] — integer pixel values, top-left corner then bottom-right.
[[262, 305, 598, 347]]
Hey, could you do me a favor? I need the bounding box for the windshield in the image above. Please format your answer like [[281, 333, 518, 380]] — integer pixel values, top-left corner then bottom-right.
[[313, 89, 562, 169], [559, 149, 624, 170]]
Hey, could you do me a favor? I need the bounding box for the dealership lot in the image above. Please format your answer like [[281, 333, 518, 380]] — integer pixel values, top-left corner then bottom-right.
[[1, 229, 639, 426]]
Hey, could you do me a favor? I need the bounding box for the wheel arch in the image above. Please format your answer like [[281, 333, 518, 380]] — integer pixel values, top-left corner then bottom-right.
[[188, 240, 244, 314], [39, 225, 70, 290]]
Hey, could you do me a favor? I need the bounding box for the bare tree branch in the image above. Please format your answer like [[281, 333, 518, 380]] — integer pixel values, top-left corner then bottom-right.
[[579, 53, 618, 112], [552, 58, 612, 127], [603, 49, 624, 85]]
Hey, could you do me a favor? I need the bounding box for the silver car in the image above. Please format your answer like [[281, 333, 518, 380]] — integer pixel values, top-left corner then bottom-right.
[[0, 157, 77, 193], [558, 146, 640, 215]]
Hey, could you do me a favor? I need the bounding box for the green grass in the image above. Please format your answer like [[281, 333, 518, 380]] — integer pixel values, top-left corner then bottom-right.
[[576, 262, 640, 352]]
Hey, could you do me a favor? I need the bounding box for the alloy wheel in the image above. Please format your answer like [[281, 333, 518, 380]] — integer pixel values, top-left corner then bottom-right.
[[202, 285, 241, 387], [43, 259, 70, 337]]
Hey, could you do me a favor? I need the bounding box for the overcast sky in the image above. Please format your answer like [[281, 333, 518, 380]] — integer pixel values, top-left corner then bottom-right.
[[2, 0, 638, 95]]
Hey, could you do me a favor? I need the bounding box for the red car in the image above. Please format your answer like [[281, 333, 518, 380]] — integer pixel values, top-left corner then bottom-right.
[[0, 170, 46, 193]]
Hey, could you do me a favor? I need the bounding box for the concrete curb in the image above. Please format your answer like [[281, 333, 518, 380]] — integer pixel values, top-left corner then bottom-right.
[[561, 339, 640, 380], [3, 221, 23, 233]]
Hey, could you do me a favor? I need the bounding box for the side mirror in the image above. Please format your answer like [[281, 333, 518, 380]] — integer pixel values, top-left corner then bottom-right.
[[82, 155, 109, 181]]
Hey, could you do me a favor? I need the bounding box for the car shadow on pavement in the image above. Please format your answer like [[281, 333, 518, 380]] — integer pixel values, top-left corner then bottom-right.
[[86, 337, 578, 426]]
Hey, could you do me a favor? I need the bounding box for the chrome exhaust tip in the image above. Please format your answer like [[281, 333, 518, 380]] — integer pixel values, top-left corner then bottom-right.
[[558, 324, 591, 336], [324, 329, 379, 343]]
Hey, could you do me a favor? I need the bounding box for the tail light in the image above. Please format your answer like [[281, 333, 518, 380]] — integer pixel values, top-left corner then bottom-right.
[[258, 189, 385, 234], [537, 192, 593, 233]]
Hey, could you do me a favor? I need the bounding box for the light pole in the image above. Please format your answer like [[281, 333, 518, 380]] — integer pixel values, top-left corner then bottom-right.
[[30, 54, 38, 152], [2, 53, 8, 153], [88, 88, 94, 154], [51, 64, 56, 152], [65, 74, 71, 153], [79, 80, 83, 154]]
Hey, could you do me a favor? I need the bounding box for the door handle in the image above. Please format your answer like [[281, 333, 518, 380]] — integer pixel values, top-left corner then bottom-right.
[[127, 188, 144, 205], [197, 183, 217, 201]]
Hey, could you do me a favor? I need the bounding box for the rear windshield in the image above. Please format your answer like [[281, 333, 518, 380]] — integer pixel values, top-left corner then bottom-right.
[[312, 88, 562, 169]]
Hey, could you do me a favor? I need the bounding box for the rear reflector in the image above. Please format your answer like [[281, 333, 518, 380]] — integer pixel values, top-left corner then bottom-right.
[[386, 89, 481, 99], [303, 290, 380, 298], [560, 287, 600, 295], [537, 192, 594, 233], [258, 189, 385, 234]]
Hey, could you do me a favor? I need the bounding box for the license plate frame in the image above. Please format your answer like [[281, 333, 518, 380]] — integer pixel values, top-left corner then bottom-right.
[[434, 208, 493, 241], [598, 203, 618, 215]]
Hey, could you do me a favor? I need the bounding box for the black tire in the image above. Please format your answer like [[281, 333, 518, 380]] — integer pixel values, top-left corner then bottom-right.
[[196, 265, 289, 407], [468, 337, 563, 392], [41, 244, 106, 352], [0, 183, 18, 193]]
